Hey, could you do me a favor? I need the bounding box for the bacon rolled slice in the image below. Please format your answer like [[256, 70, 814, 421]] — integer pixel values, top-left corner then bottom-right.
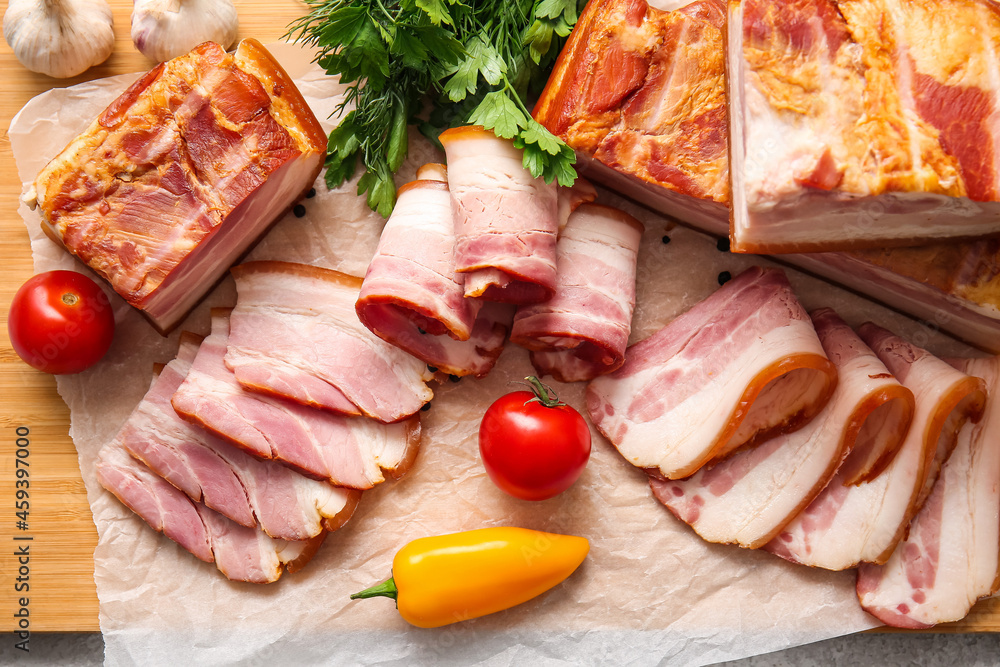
[[355, 166, 513, 377], [586, 266, 837, 480], [511, 203, 643, 382], [765, 324, 986, 570], [856, 356, 1000, 628], [173, 312, 419, 489], [651, 308, 914, 548], [225, 261, 434, 423], [97, 445, 324, 583], [114, 331, 361, 541], [439, 125, 560, 304]]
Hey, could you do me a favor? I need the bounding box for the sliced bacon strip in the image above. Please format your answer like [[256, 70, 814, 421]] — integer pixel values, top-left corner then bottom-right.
[[856, 355, 1000, 628], [586, 266, 836, 479], [225, 261, 433, 423], [116, 332, 361, 541], [651, 308, 914, 548], [173, 313, 420, 489], [97, 445, 324, 583], [511, 203, 644, 382], [440, 125, 561, 305], [765, 324, 986, 570], [355, 169, 513, 377]]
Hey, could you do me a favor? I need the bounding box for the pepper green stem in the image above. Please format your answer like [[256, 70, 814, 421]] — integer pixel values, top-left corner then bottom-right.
[[350, 577, 398, 601], [524, 375, 566, 408]]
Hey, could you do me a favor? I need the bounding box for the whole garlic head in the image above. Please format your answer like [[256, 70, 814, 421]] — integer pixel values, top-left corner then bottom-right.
[[3, 0, 115, 78], [132, 0, 239, 62]]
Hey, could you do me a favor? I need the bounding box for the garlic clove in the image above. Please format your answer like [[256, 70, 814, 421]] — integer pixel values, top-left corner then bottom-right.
[[131, 0, 239, 63], [3, 0, 116, 79]]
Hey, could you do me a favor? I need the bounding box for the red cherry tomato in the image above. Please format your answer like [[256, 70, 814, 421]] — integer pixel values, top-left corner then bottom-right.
[[479, 377, 592, 501], [8, 270, 116, 375]]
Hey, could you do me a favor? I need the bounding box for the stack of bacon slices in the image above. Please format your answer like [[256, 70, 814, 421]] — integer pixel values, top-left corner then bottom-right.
[[586, 264, 1000, 628], [98, 261, 429, 583]]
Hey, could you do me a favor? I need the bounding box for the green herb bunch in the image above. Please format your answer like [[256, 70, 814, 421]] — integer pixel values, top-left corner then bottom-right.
[[288, 0, 582, 217]]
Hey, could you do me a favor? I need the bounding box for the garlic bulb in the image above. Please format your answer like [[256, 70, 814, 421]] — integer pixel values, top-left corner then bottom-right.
[[131, 0, 238, 62], [3, 0, 115, 78]]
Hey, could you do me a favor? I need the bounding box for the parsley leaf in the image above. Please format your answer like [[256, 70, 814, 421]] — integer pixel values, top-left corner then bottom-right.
[[468, 91, 527, 139]]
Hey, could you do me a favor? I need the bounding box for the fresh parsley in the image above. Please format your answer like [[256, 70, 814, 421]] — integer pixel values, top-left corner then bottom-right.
[[288, 0, 582, 217]]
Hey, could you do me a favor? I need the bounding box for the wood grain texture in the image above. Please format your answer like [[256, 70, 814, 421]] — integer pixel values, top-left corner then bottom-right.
[[0, 0, 310, 633], [1, 0, 999, 638]]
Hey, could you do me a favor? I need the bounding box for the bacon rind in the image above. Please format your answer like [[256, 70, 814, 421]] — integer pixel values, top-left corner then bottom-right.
[[856, 355, 1000, 628]]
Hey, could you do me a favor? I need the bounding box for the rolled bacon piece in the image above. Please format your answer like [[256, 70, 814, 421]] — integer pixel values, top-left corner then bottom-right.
[[225, 261, 434, 423], [856, 356, 1000, 629], [173, 312, 420, 489], [439, 125, 561, 304], [511, 203, 644, 382], [651, 308, 914, 549], [97, 445, 324, 584], [355, 166, 513, 377], [586, 266, 837, 479], [116, 331, 361, 541], [765, 325, 986, 570]]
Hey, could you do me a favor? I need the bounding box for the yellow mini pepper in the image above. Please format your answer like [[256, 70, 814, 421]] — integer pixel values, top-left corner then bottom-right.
[[350, 526, 589, 628]]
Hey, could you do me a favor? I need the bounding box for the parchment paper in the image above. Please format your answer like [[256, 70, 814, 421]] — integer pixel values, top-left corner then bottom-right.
[[9, 43, 976, 666]]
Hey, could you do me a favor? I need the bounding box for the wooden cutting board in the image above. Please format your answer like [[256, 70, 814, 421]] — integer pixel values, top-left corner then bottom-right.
[[1, 0, 998, 636]]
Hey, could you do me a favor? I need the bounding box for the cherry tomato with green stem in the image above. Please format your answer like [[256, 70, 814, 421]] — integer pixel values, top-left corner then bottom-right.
[[8, 270, 115, 374], [479, 376, 592, 501]]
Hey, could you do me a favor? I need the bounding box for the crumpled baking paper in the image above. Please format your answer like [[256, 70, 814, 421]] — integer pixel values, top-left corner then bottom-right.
[[9, 42, 976, 667]]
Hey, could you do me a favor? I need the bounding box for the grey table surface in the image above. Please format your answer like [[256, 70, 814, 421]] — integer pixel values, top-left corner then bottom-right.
[[3, 632, 1000, 665]]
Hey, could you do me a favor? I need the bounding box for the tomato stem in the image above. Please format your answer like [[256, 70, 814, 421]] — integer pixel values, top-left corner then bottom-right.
[[524, 375, 566, 408]]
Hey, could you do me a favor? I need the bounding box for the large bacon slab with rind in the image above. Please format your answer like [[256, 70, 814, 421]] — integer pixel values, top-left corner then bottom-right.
[[534, 0, 1000, 353], [28, 39, 326, 334]]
